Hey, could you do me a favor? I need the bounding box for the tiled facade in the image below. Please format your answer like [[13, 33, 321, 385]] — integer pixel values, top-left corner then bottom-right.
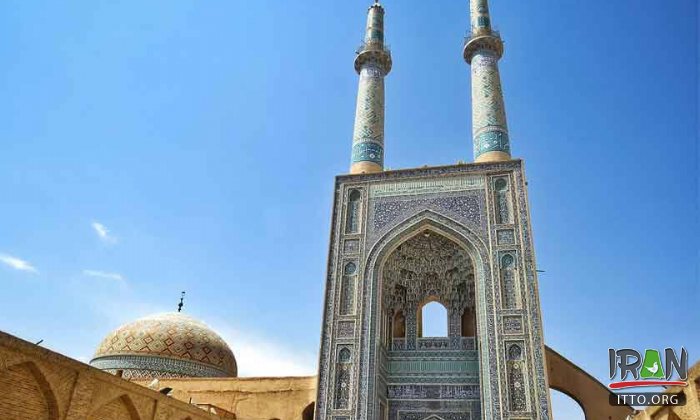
[[315, 161, 553, 420]]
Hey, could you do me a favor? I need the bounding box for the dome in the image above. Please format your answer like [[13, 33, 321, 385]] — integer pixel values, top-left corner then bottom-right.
[[90, 312, 237, 379]]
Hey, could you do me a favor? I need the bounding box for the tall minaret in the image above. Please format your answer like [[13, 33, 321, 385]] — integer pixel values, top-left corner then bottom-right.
[[464, 0, 511, 163], [350, 1, 392, 174]]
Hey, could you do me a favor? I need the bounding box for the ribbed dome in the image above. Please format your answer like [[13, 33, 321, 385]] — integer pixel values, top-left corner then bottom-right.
[[90, 312, 237, 379]]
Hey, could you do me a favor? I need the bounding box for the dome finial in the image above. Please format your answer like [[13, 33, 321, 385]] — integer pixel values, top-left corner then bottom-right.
[[177, 291, 185, 312]]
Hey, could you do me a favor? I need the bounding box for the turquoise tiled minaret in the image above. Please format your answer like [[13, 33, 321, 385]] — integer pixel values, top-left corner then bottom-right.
[[350, 1, 392, 174], [464, 0, 511, 163]]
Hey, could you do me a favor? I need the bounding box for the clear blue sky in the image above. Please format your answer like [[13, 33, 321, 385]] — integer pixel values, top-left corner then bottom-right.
[[1, 1, 697, 418]]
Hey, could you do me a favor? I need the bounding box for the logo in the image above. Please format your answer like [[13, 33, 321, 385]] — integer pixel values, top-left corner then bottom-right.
[[609, 348, 688, 389]]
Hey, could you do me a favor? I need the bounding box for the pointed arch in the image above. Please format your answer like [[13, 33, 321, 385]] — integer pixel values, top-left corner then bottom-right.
[[550, 389, 585, 420], [0, 360, 59, 420], [302, 402, 315, 420], [90, 394, 141, 420], [357, 210, 494, 418], [366, 211, 489, 272], [546, 346, 634, 420]]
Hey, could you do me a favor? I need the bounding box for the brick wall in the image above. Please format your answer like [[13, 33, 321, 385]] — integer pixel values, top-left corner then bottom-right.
[[633, 362, 700, 420], [0, 331, 220, 420]]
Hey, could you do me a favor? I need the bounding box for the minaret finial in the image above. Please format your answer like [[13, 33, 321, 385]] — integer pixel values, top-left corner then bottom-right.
[[177, 291, 185, 312], [463, 0, 511, 163], [349, 1, 392, 174]]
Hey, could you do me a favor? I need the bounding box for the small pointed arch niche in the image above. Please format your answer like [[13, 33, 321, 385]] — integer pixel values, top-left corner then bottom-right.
[[345, 189, 362, 234], [0, 361, 59, 420], [461, 306, 477, 337], [90, 394, 140, 420], [340, 261, 358, 315], [392, 310, 406, 338]]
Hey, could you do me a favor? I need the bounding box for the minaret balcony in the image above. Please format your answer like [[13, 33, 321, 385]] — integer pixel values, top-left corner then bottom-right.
[[463, 30, 504, 63], [354, 41, 392, 74]]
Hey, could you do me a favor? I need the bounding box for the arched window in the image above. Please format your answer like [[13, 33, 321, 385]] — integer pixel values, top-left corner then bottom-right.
[[418, 301, 448, 337], [345, 190, 361, 233], [461, 307, 476, 337], [550, 389, 585, 420]]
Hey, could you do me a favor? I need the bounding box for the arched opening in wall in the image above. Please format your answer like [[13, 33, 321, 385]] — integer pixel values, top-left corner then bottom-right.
[[550, 389, 585, 420], [418, 300, 448, 338], [302, 402, 315, 420], [461, 307, 476, 337]]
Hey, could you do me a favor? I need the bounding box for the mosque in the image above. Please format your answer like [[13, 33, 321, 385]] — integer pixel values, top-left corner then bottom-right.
[[0, 1, 697, 419]]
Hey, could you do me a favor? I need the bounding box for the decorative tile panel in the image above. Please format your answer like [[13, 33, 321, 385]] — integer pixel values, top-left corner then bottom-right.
[[503, 316, 523, 335], [367, 191, 487, 246], [369, 176, 484, 198], [387, 385, 480, 400], [316, 161, 552, 420], [496, 229, 515, 245], [337, 321, 355, 338], [343, 239, 360, 253], [335, 347, 354, 410], [506, 342, 528, 412]]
